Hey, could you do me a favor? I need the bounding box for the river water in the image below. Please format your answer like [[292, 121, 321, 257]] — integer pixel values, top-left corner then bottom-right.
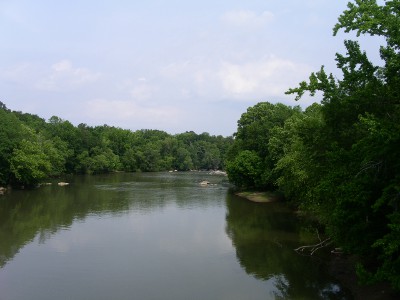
[[0, 172, 351, 300]]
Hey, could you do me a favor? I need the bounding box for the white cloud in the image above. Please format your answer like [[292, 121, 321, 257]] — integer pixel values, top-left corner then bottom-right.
[[117, 77, 159, 102], [83, 99, 181, 128], [130, 83, 157, 101], [221, 10, 274, 29], [160, 61, 192, 79], [156, 55, 312, 104], [159, 60, 219, 99], [2, 63, 35, 83], [217, 56, 312, 100], [35, 60, 101, 91]]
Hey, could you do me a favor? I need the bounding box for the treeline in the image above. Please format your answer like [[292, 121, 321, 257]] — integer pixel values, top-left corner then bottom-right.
[[0, 103, 232, 186], [226, 0, 400, 292]]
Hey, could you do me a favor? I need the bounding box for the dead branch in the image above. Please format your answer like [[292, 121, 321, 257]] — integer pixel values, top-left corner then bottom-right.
[[294, 238, 332, 255], [356, 160, 382, 177]]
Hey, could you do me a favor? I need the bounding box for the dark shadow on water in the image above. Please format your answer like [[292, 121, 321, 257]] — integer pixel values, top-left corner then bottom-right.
[[225, 191, 353, 299]]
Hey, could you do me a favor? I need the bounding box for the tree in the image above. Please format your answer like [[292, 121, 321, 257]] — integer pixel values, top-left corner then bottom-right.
[[189, 140, 221, 170], [42, 137, 71, 177], [0, 100, 233, 184], [226, 150, 263, 189], [286, 0, 400, 290], [0, 109, 24, 184], [10, 139, 52, 186], [235, 102, 299, 156], [227, 102, 300, 189], [0, 101, 8, 111], [273, 104, 326, 206], [174, 147, 193, 171]]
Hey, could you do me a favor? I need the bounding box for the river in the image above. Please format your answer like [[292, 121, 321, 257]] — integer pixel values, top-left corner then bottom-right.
[[0, 172, 351, 299]]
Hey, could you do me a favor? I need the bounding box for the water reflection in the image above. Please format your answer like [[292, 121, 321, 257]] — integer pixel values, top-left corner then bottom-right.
[[225, 193, 351, 299], [0, 172, 228, 268], [0, 172, 351, 300]]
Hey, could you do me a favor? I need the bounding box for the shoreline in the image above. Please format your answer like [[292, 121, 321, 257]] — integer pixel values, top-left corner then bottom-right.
[[235, 191, 283, 203], [237, 191, 398, 299]]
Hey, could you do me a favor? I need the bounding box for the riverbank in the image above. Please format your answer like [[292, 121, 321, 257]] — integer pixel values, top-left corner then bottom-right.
[[237, 191, 398, 299], [235, 191, 283, 203]]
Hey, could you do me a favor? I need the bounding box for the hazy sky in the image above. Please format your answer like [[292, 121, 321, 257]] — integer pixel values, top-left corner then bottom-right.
[[0, 0, 382, 136]]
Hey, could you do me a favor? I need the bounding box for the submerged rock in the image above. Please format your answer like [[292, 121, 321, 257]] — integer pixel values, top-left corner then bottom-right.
[[209, 170, 227, 176]]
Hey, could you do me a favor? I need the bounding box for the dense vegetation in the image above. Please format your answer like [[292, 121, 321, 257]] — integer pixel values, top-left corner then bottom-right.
[[0, 103, 232, 187], [226, 0, 400, 291], [1, 0, 398, 293]]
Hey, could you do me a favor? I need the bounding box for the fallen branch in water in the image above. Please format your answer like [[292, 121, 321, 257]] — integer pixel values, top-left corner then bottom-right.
[[295, 238, 333, 255], [295, 229, 333, 255]]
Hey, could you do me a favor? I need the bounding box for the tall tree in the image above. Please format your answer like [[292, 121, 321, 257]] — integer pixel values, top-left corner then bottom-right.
[[10, 139, 52, 186], [286, 0, 400, 290], [227, 102, 300, 190], [0, 109, 24, 184]]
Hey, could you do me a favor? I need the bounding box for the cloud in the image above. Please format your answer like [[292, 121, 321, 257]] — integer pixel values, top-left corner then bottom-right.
[[2, 60, 101, 92], [221, 10, 274, 29], [130, 83, 157, 101], [217, 56, 312, 100], [83, 99, 181, 129], [2, 63, 35, 83], [159, 60, 220, 99], [157, 55, 313, 105], [160, 61, 192, 79], [35, 60, 102, 91]]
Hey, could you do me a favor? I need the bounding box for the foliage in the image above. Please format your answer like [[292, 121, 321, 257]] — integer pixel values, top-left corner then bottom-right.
[[0, 109, 25, 184], [226, 0, 400, 291], [226, 150, 263, 189], [273, 104, 327, 206], [0, 106, 233, 186], [10, 139, 52, 186], [226, 102, 300, 190]]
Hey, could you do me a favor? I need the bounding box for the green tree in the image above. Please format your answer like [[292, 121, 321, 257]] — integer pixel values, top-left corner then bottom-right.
[[121, 148, 139, 172], [14, 111, 47, 133], [174, 147, 193, 171], [10, 139, 52, 186], [190, 140, 221, 170], [286, 0, 400, 290], [227, 102, 300, 189], [226, 150, 263, 189], [42, 137, 71, 177], [0, 109, 24, 184], [273, 104, 326, 206]]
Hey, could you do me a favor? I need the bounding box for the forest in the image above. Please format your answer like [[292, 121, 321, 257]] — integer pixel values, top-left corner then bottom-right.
[[0, 102, 233, 186], [226, 0, 400, 292]]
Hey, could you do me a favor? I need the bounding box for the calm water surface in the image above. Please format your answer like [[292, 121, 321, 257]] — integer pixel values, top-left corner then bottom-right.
[[0, 172, 351, 300]]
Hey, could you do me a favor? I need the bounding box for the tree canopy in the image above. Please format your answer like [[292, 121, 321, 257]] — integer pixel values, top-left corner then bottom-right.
[[226, 0, 400, 291], [0, 103, 232, 187]]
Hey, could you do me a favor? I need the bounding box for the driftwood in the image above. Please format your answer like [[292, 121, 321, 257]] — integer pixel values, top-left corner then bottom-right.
[[295, 230, 333, 255], [295, 238, 332, 255]]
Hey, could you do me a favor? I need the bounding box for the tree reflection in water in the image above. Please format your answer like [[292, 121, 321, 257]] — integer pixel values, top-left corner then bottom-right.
[[225, 192, 351, 299]]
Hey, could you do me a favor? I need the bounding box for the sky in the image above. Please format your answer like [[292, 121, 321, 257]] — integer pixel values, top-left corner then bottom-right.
[[0, 0, 383, 136]]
